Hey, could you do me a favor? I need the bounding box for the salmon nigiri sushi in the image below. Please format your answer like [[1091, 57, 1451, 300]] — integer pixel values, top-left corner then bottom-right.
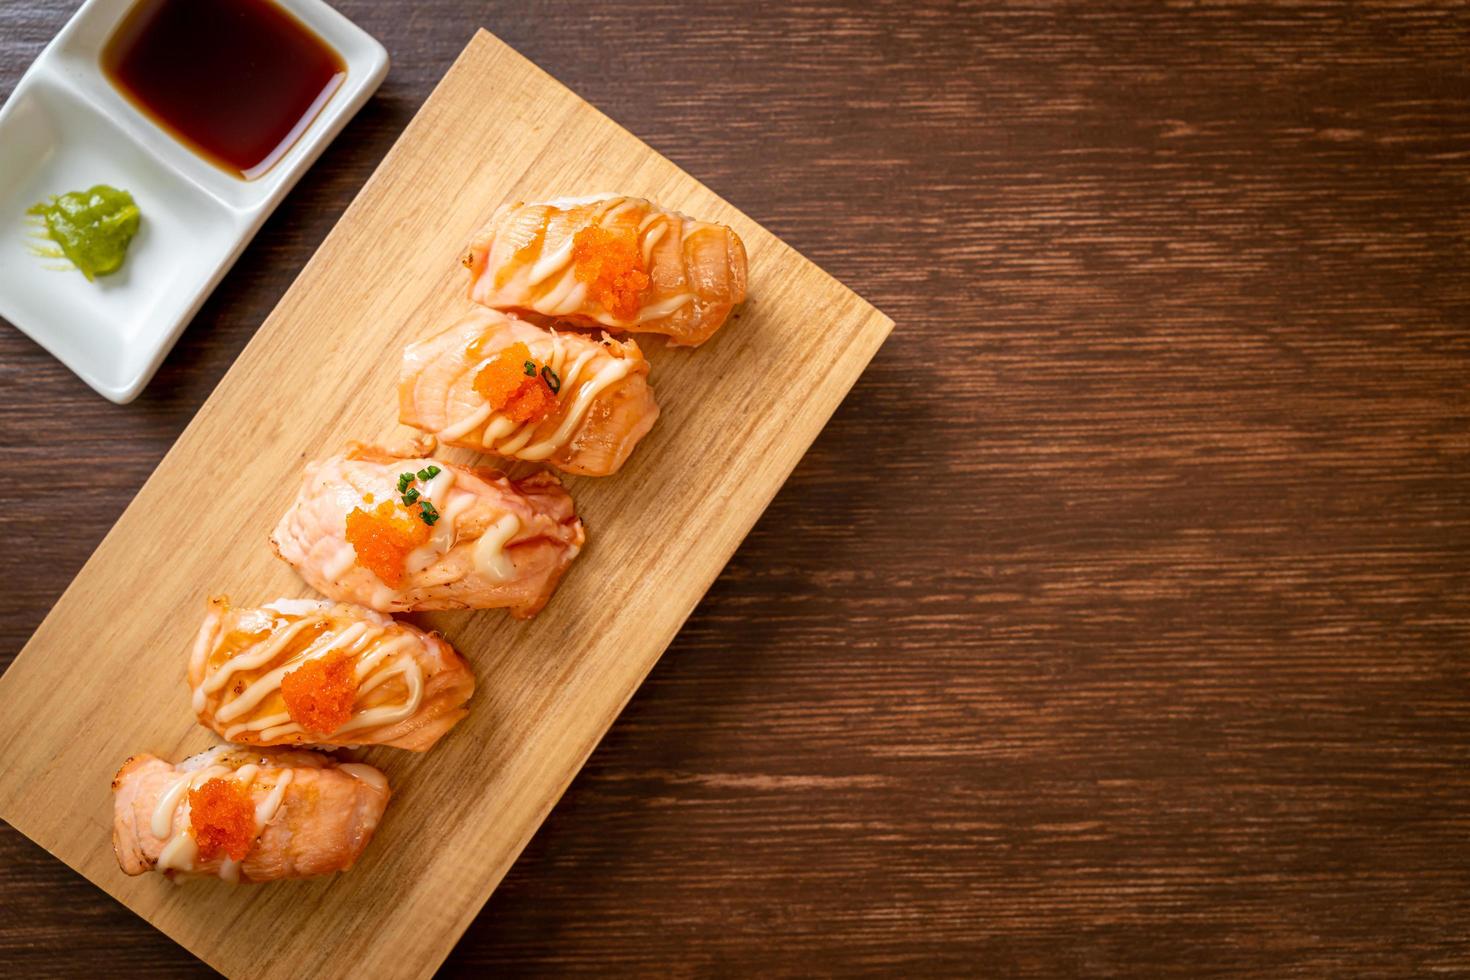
[[190, 596, 475, 752], [463, 194, 748, 347], [112, 746, 389, 882], [399, 308, 659, 476], [270, 437, 584, 617]]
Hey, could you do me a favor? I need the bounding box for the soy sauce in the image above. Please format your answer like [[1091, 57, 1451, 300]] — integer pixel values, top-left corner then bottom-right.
[[101, 0, 346, 180]]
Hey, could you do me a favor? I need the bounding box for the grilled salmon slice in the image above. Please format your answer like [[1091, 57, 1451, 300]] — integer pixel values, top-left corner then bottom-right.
[[464, 194, 747, 347], [399, 308, 659, 476], [270, 436, 584, 617], [112, 746, 389, 882], [190, 596, 475, 752]]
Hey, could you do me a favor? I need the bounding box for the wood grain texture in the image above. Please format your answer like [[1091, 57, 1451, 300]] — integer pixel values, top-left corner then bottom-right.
[[2, 1, 1469, 976], [0, 27, 890, 980]]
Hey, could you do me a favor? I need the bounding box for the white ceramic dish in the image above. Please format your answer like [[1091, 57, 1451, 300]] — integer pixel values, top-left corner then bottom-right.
[[0, 0, 388, 403]]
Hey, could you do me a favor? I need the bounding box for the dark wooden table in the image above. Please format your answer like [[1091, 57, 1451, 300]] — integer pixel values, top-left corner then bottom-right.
[[4, 1, 1469, 975]]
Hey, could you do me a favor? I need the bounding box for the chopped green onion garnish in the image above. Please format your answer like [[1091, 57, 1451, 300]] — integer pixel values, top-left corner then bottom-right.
[[397, 472, 414, 492], [417, 465, 440, 482], [418, 500, 440, 526], [523, 360, 536, 376], [402, 488, 420, 505], [541, 365, 561, 394]]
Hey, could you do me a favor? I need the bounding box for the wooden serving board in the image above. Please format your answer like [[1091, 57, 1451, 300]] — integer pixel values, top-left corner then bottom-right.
[[0, 30, 890, 979]]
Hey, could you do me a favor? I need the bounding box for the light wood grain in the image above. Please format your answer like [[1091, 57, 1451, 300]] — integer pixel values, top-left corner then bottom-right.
[[0, 30, 890, 980]]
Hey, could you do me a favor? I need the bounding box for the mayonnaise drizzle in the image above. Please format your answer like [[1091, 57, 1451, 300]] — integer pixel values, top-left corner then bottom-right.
[[198, 617, 320, 704], [437, 402, 492, 442], [405, 464, 464, 568], [155, 818, 200, 875], [640, 211, 670, 265], [640, 290, 697, 320], [482, 196, 694, 326], [335, 656, 424, 734], [518, 355, 632, 460], [152, 769, 211, 839], [264, 598, 331, 617], [254, 770, 292, 829], [473, 513, 522, 581], [187, 608, 224, 686], [527, 233, 577, 287], [339, 763, 389, 793], [199, 605, 434, 743], [439, 328, 635, 463], [214, 621, 376, 723], [152, 763, 294, 880]]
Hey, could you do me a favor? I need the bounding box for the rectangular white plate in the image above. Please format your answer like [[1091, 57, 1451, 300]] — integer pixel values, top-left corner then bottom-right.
[[0, 0, 388, 403]]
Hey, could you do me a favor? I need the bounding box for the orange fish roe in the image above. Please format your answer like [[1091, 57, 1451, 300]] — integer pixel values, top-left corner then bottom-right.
[[281, 651, 358, 735], [189, 777, 256, 862], [473, 341, 557, 423], [345, 500, 429, 588], [503, 374, 556, 421], [572, 223, 651, 320]]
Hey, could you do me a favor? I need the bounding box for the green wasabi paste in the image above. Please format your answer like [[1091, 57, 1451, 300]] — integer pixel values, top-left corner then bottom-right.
[[26, 185, 141, 281]]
